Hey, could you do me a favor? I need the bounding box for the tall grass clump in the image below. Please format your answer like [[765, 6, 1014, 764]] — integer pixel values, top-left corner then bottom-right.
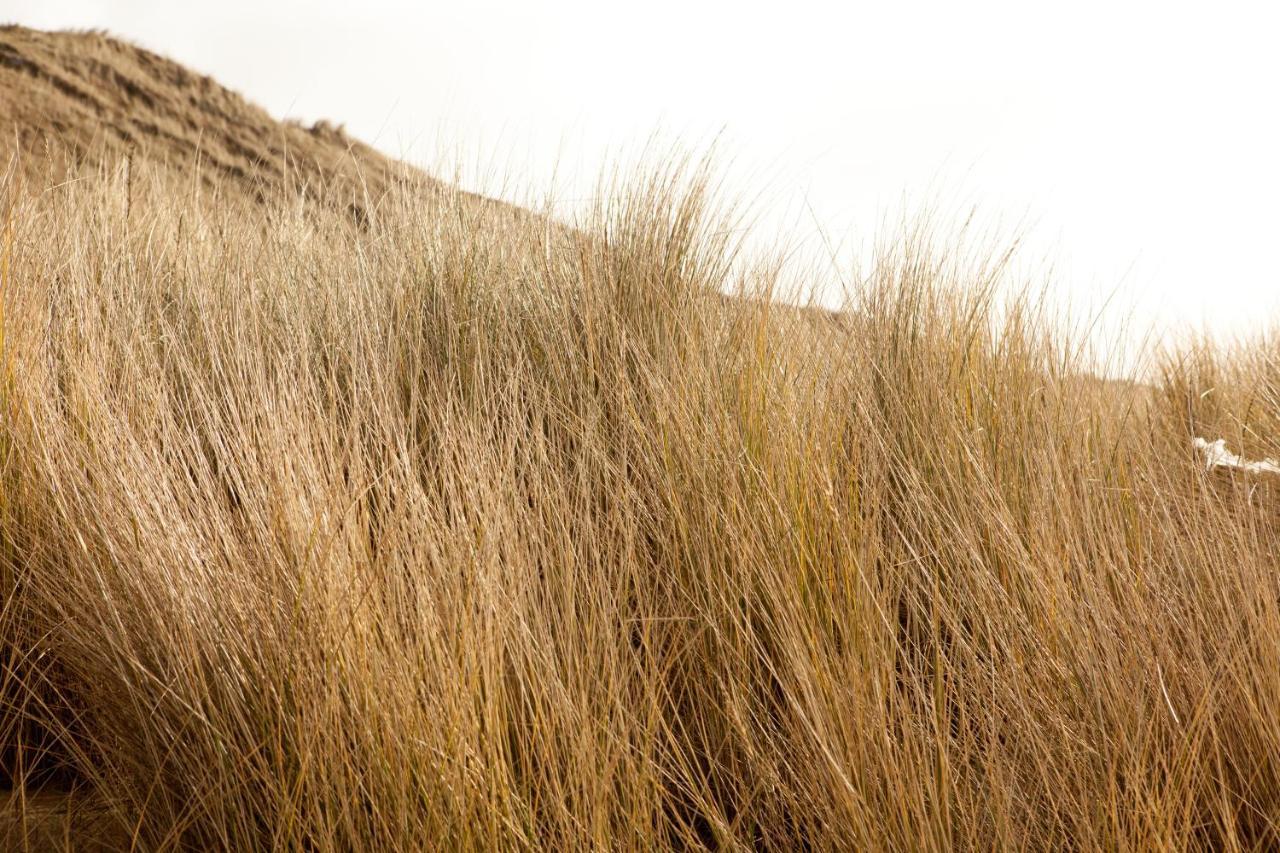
[[2, 155, 1280, 850]]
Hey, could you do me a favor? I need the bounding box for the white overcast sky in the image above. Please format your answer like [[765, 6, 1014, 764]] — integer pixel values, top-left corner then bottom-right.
[[6, 0, 1280, 354]]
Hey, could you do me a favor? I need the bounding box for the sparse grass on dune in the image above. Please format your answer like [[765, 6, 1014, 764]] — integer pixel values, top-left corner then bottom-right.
[[2, 155, 1280, 850]]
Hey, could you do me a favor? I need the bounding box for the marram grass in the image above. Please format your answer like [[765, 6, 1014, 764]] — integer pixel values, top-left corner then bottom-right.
[[1, 159, 1280, 850]]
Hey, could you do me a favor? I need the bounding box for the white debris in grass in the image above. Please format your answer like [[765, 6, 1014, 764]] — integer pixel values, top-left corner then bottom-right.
[[1193, 437, 1280, 476]]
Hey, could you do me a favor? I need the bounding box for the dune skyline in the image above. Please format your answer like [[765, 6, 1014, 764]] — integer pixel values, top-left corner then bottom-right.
[[8, 0, 1280, 355]]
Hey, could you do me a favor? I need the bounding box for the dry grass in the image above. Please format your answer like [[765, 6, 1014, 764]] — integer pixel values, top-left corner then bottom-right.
[[2, 27, 1280, 847], [1, 151, 1278, 851], [0, 25, 536, 231]]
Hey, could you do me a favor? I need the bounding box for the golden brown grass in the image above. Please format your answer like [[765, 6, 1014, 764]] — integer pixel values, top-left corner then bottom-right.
[[0, 25, 538, 232], [2, 151, 1280, 850]]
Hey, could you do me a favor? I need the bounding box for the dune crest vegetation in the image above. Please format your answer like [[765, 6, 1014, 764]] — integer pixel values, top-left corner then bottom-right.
[[2, 148, 1280, 850]]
